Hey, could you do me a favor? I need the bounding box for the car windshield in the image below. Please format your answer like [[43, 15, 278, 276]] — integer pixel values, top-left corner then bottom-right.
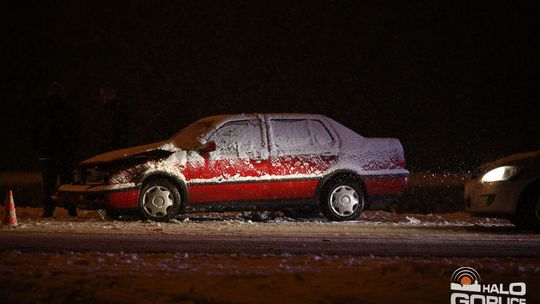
[[170, 118, 217, 149]]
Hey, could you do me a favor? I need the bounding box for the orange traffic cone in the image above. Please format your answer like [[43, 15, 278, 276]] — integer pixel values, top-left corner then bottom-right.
[[3, 190, 18, 226]]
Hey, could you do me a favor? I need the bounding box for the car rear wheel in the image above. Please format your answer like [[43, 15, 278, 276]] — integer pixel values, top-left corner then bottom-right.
[[320, 178, 365, 221], [139, 178, 182, 221], [513, 189, 540, 232]]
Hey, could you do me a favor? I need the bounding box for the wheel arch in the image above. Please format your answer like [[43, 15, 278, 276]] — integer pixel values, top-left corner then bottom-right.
[[316, 169, 368, 200], [516, 178, 540, 212], [137, 171, 190, 210]]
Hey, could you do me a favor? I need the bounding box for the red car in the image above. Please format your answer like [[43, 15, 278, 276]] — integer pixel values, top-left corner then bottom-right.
[[57, 113, 409, 221]]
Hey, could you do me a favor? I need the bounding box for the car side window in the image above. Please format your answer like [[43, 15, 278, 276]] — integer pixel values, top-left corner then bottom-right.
[[310, 120, 334, 149], [270, 119, 312, 155], [208, 120, 264, 159]]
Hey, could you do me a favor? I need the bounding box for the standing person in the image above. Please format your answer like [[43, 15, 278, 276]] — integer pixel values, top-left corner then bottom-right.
[[98, 84, 129, 152], [32, 82, 79, 217]]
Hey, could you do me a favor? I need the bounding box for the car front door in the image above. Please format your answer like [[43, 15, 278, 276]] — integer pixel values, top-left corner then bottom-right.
[[186, 118, 270, 204]]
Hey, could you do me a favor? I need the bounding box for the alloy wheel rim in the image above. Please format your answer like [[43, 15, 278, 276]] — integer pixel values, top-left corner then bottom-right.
[[142, 185, 175, 218], [329, 185, 361, 217]]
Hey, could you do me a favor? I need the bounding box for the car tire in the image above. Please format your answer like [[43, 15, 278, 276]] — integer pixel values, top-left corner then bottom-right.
[[513, 189, 540, 232], [138, 178, 182, 222], [319, 178, 365, 221]]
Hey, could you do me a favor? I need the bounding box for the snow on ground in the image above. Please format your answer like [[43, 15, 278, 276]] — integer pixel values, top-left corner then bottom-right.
[[1, 207, 512, 239]]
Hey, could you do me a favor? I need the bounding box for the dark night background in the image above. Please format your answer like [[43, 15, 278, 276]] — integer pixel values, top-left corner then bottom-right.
[[2, 1, 538, 173]]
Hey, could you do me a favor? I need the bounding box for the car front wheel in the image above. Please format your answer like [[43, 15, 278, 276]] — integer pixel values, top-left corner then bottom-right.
[[320, 179, 365, 221], [138, 178, 182, 221]]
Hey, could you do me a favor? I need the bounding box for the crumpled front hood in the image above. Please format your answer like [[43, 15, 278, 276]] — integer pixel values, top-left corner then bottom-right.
[[81, 140, 179, 165]]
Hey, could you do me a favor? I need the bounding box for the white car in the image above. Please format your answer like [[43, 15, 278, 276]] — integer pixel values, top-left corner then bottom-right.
[[464, 151, 540, 231]]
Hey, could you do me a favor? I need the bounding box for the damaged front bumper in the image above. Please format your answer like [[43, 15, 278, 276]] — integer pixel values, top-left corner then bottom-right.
[[55, 183, 141, 210]]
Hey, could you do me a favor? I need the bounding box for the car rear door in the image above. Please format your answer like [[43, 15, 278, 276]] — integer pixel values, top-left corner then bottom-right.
[[266, 115, 339, 200]]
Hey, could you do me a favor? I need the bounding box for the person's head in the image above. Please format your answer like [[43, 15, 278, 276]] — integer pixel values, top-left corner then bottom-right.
[[100, 84, 117, 105], [47, 82, 65, 98]]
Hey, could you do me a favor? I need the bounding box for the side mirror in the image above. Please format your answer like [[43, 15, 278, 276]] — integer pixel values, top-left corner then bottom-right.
[[198, 140, 216, 154]]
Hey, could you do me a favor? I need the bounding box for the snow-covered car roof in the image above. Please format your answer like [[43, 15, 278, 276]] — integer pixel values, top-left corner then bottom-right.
[[81, 113, 372, 166], [193, 113, 331, 141]]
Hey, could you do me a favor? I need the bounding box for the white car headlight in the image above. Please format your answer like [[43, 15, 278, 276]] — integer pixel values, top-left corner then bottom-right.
[[481, 166, 519, 182]]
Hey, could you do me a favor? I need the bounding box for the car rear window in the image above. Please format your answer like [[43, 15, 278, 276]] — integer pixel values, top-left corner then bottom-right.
[[270, 118, 336, 156], [270, 119, 311, 152], [310, 120, 334, 147]]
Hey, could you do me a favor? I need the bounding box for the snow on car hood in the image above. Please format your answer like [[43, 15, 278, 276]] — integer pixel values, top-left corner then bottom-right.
[[81, 140, 179, 165]]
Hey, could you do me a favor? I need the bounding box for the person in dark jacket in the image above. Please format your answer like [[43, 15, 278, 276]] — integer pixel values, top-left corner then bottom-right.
[[32, 82, 79, 217], [98, 84, 129, 152]]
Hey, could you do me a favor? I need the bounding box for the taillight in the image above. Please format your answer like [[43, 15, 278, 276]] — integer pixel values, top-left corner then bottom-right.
[[397, 157, 406, 168]]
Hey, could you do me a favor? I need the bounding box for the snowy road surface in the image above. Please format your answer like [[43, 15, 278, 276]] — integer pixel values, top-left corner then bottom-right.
[[1, 208, 539, 257], [2, 230, 540, 257]]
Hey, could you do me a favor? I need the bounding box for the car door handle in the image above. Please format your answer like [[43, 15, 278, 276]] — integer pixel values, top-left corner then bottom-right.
[[247, 150, 264, 162]]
